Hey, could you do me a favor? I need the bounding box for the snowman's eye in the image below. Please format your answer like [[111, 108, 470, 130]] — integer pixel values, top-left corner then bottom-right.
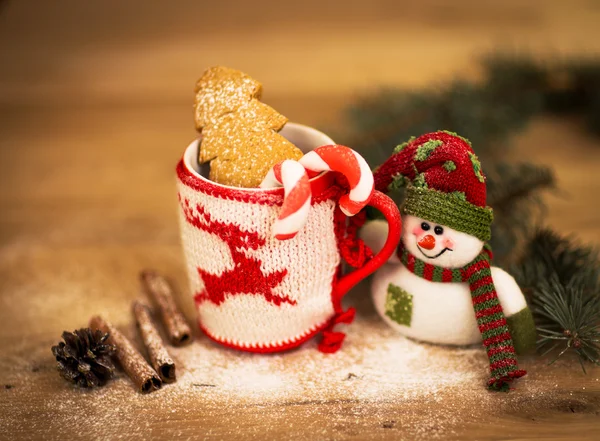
[[421, 222, 430, 231], [434, 226, 444, 235]]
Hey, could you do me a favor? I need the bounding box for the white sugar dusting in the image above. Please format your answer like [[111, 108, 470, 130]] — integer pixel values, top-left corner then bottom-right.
[[0, 307, 559, 440], [166, 316, 483, 406]]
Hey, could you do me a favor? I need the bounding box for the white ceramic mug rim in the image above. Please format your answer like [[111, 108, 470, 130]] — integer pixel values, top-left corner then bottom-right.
[[182, 122, 334, 192]]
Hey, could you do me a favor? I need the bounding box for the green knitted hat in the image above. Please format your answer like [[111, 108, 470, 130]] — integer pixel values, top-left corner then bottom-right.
[[374, 131, 493, 241]]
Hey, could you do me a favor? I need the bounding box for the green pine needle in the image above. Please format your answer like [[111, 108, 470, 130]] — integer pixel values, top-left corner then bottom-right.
[[513, 230, 600, 369], [486, 163, 555, 266]]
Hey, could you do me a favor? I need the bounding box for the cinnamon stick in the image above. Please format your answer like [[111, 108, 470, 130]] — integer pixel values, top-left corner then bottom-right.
[[89, 315, 162, 393], [132, 300, 176, 383], [140, 270, 192, 346]]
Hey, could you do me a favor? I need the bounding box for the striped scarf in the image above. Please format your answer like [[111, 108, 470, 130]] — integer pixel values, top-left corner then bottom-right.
[[398, 244, 526, 391]]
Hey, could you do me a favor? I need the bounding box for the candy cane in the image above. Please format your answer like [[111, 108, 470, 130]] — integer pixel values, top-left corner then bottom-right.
[[261, 146, 373, 240], [260, 160, 311, 240], [299, 145, 373, 216]]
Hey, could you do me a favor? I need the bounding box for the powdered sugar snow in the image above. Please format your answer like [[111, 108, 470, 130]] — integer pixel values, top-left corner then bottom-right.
[[168, 311, 484, 405], [1, 294, 549, 440]]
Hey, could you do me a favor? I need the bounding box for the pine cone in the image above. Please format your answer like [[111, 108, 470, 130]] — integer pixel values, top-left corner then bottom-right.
[[51, 328, 116, 388]]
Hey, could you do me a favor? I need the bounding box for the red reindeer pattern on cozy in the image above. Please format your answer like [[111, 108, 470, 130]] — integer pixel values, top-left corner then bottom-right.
[[179, 196, 297, 308]]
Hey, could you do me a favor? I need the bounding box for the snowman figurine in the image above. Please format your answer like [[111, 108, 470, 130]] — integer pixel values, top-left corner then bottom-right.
[[361, 131, 536, 390]]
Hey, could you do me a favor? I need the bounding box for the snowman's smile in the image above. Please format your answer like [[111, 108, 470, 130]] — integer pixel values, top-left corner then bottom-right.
[[416, 245, 452, 259]]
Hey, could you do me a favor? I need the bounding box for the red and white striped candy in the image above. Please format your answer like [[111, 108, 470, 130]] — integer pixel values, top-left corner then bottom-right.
[[300, 145, 374, 216], [260, 160, 311, 240]]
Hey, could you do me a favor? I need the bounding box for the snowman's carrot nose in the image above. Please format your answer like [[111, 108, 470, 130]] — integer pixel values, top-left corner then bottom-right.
[[418, 235, 436, 250]]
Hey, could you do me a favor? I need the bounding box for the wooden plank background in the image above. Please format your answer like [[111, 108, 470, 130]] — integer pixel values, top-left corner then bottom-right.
[[1, 1, 600, 439]]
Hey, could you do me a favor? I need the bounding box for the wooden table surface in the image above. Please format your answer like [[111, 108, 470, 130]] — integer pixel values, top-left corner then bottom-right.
[[1, 1, 600, 440]]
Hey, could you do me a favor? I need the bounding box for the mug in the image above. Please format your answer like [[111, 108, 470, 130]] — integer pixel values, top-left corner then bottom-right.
[[176, 123, 401, 353]]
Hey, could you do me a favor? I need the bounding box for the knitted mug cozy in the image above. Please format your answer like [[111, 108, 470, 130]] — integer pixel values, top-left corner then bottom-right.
[[177, 124, 402, 353]]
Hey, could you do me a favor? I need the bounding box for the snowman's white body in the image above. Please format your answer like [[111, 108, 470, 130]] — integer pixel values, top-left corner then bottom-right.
[[372, 261, 526, 345], [362, 217, 528, 346]]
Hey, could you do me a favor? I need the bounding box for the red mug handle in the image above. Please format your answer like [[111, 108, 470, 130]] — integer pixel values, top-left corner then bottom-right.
[[319, 190, 402, 353], [336, 190, 402, 296]]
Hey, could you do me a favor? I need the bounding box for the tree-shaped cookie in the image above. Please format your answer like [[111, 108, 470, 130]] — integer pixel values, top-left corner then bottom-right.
[[194, 66, 303, 188]]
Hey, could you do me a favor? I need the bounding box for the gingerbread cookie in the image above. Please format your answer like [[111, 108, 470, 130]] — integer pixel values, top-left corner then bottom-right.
[[194, 66, 303, 188]]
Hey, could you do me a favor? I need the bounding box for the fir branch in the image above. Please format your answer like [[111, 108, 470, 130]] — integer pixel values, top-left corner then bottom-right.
[[513, 229, 599, 289], [486, 163, 555, 265], [483, 53, 600, 135], [335, 52, 600, 170], [543, 59, 600, 118], [341, 80, 532, 166], [513, 230, 600, 369], [486, 163, 555, 210]]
